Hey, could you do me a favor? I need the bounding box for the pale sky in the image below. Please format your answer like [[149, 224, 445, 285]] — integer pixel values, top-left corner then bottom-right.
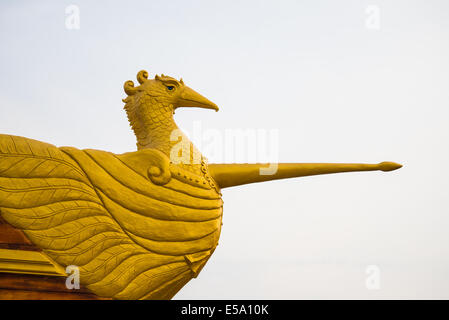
[[1, 0, 448, 299]]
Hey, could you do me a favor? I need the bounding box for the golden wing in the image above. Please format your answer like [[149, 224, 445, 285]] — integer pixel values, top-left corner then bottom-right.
[[0, 134, 223, 299]]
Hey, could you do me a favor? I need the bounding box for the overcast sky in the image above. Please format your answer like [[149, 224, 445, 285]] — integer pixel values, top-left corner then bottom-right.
[[1, 0, 448, 299]]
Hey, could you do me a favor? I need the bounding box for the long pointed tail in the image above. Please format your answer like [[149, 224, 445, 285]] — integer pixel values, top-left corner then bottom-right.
[[208, 161, 402, 189]]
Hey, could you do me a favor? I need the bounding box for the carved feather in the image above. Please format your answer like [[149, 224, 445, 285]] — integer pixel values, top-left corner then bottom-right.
[[0, 134, 223, 300]]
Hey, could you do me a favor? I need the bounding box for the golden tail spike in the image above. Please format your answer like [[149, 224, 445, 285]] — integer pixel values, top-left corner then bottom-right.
[[378, 161, 403, 171], [208, 162, 403, 189]]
